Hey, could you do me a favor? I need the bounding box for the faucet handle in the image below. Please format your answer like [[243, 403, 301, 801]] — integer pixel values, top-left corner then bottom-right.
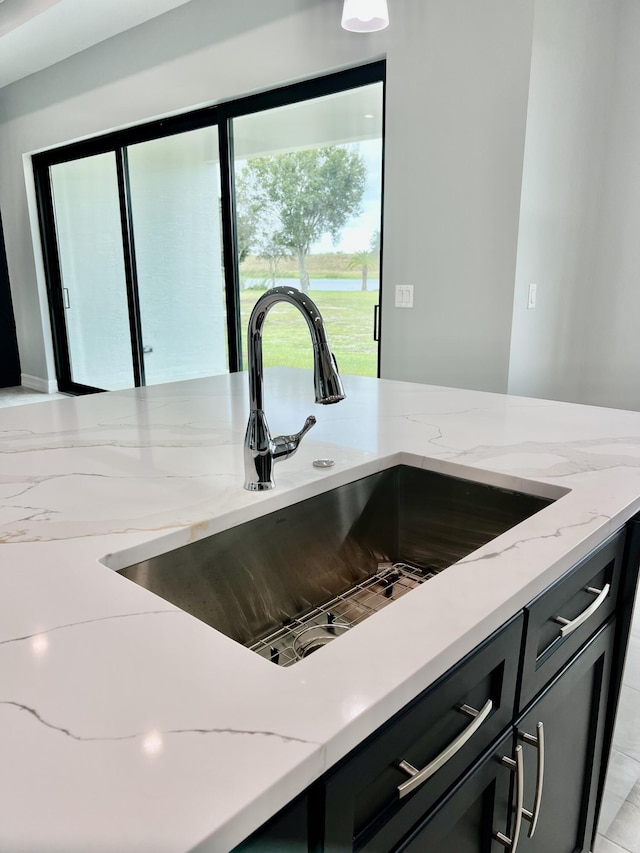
[[272, 415, 316, 461], [297, 414, 317, 439]]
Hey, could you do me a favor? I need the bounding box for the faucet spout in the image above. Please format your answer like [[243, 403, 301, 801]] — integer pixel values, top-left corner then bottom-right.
[[244, 286, 345, 491]]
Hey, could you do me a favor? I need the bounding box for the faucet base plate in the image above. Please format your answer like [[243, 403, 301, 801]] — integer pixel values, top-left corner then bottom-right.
[[245, 480, 275, 492]]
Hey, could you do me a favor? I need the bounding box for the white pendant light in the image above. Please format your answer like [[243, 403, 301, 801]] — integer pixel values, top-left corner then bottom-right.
[[341, 0, 389, 33]]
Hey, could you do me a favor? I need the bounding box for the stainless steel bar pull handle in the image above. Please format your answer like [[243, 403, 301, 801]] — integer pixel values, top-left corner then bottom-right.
[[554, 584, 610, 638], [397, 699, 492, 799], [520, 722, 545, 837], [495, 745, 525, 853]]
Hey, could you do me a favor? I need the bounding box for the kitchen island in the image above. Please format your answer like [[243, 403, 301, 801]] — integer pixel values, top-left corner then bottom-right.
[[2, 369, 640, 852]]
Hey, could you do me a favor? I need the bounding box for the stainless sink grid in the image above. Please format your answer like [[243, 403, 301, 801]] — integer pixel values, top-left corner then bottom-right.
[[249, 561, 439, 667]]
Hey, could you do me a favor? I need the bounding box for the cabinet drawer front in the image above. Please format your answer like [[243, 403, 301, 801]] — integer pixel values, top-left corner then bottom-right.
[[394, 731, 514, 853], [321, 614, 523, 853], [517, 528, 624, 712]]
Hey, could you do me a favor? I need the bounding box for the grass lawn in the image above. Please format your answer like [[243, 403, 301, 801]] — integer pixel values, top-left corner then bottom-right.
[[239, 252, 379, 281], [239, 288, 379, 377]]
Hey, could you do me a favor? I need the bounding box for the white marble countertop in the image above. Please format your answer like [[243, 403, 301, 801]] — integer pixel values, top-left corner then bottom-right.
[[3, 369, 640, 852]]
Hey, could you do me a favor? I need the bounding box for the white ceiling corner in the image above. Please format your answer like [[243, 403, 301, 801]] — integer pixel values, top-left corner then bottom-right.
[[0, 0, 194, 89]]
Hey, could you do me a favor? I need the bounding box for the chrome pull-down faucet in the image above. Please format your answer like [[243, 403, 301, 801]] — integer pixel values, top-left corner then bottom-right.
[[244, 286, 345, 491]]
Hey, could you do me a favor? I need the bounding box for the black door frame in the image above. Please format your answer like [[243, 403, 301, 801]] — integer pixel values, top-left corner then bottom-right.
[[0, 210, 21, 388], [33, 60, 386, 395]]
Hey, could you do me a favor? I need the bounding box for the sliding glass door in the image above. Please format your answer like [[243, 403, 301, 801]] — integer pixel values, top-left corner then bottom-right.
[[233, 82, 383, 378], [50, 154, 135, 390], [127, 127, 228, 385], [35, 62, 385, 394], [48, 130, 229, 392]]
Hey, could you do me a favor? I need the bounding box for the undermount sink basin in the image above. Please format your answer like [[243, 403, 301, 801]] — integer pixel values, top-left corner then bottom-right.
[[114, 465, 555, 666]]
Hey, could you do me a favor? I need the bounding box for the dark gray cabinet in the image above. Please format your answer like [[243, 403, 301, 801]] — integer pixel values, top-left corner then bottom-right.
[[518, 529, 625, 711], [233, 521, 640, 853], [393, 620, 614, 853], [515, 622, 613, 853], [320, 614, 523, 852], [232, 794, 308, 853]]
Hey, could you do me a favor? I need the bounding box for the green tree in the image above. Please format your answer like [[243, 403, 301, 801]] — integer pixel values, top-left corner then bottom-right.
[[257, 232, 289, 287], [237, 147, 366, 293], [348, 249, 376, 291], [234, 189, 259, 290], [236, 208, 257, 265]]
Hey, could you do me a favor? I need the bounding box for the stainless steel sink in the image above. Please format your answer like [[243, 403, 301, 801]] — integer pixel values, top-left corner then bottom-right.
[[116, 465, 554, 665]]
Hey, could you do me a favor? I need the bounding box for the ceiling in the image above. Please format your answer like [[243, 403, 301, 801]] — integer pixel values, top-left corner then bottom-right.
[[0, 0, 194, 89]]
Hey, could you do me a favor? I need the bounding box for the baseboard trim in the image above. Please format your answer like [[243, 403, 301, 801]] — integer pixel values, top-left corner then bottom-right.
[[21, 374, 59, 394]]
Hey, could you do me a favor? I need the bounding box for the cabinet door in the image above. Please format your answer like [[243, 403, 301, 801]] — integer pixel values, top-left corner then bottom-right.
[[394, 732, 513, 853], [515, 620, 614, 853]]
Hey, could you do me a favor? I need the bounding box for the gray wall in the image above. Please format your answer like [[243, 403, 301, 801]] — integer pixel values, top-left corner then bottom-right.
[[508, 0, 640, 413], [0, 0, 536, 393], [579, 0, 640, 410], [508, 0, 618, 403], [381, 0, 535, 392]]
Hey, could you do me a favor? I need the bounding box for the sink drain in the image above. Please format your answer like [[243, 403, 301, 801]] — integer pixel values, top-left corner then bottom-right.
[[292, 621, 350, 659]]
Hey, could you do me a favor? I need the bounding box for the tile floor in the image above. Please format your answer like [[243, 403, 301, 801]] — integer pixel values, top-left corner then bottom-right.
[[596, 598, 640, 852], [0, 385, 69, 408], [1, 384, 640, 851]]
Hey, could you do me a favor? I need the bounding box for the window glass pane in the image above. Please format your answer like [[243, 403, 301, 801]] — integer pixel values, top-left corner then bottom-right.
[[50, 154, 135, 390], [233, 83, 383, 377], [127, 126, 228, 386]]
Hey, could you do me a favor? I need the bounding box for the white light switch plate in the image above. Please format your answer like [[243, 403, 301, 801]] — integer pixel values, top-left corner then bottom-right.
[[527, 282, 537, 310], [395, 285, 414, 308]]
